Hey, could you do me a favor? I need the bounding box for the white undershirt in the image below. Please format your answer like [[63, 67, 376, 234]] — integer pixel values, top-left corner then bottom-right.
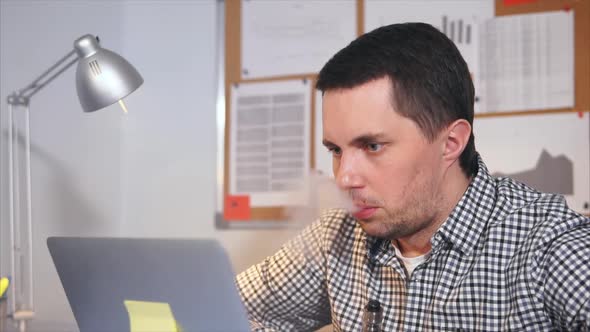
[[392, 244, 430, 278]]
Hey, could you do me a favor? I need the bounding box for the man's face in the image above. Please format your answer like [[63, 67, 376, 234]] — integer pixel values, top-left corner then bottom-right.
[[322, 77, 448, 239]]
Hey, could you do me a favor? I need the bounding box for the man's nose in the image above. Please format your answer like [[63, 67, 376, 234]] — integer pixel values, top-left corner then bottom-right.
[[335, 151, 364, 189]]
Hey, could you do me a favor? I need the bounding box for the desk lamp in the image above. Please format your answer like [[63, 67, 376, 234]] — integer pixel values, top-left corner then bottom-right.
[[4, 34, 143, 332]]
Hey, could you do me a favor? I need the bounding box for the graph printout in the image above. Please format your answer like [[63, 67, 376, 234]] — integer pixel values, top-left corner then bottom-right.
[[474, 113, 589, 214], [365, 0, 494, 113]]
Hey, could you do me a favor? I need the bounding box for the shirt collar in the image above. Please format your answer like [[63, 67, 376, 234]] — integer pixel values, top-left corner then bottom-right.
[[432, 155, 497, 256]]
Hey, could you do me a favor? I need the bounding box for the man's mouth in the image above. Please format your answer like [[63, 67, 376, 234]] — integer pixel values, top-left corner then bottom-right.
[[352, 205, 378, 220]]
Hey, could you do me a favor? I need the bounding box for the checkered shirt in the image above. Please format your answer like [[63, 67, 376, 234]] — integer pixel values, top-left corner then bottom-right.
[[236, 158, 590, 331]]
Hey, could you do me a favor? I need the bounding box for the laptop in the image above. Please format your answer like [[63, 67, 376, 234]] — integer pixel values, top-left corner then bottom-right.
[[47, 237, 251, 332]]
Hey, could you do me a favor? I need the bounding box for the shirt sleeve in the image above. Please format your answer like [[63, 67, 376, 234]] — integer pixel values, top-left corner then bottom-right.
[[538, 216, 590, 330], [235, 219, 332, 331]]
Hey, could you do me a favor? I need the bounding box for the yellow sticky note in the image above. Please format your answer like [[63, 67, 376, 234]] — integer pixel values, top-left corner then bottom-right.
[[124, 300, 180, 332], [0, 277, 9, 297]]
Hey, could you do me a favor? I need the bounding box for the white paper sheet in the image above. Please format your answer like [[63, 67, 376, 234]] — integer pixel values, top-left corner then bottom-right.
[[479, 11, 574, 113], [229, 80, 312, 207], [474, 113, 589, 214], [241, 0, 357, 79], [314, 89, 333, 178], [365, 0, 494, 114]]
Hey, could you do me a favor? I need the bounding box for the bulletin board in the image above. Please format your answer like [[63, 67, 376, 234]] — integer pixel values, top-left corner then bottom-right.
[[217, 0, 590, 228]]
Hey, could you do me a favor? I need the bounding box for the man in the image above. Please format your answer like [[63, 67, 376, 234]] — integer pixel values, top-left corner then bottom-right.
[[236, 23, 590, 331]]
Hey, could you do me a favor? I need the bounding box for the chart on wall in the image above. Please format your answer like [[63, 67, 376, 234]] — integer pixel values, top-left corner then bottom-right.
[[365, 0, 494, 114], [474, 112, 590, 214]]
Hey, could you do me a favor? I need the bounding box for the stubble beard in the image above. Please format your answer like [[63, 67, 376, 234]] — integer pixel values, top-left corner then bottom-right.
[[360, 177, 441, 241]]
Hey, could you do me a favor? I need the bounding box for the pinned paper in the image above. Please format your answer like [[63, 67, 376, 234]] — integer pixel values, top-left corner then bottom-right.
[[124, 300, 182, 332], [224, 195, 251, 220]]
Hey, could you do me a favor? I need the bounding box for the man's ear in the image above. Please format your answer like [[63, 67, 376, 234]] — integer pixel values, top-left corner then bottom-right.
[[442, 119, 471, 163]]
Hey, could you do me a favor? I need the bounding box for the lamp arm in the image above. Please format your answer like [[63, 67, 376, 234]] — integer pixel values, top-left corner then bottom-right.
[[8, 49, 78, 105]]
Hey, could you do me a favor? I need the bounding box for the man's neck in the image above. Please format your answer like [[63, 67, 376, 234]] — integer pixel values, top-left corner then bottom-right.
[[393, 239, 431, 258]]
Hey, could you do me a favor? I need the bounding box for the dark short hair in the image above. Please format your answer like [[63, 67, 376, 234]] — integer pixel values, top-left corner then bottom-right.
[[316, 22, 477, 177]]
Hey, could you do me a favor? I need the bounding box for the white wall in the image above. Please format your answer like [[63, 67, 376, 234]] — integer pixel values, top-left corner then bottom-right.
[[0, 1, 300, 330]]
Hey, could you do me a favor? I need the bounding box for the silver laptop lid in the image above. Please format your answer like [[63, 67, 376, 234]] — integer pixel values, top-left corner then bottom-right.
[[47, 237, 250, 332]]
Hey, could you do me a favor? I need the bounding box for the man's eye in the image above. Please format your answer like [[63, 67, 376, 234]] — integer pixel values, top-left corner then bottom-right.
[[328, 147, 342, 156], [366, 143, 383, 152]]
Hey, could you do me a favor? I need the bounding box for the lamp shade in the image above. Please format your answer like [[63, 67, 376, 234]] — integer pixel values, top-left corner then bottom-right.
[[74, 34, 143, 112]]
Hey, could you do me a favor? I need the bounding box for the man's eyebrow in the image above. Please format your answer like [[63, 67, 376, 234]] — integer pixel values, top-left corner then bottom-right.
[[350, 133, 387, 146], [322, 133, 387, 148], [322, 139, 337, 148]]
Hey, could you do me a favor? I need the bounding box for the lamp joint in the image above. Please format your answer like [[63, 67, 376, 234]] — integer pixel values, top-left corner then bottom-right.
[[6, 92, 30, 106]]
